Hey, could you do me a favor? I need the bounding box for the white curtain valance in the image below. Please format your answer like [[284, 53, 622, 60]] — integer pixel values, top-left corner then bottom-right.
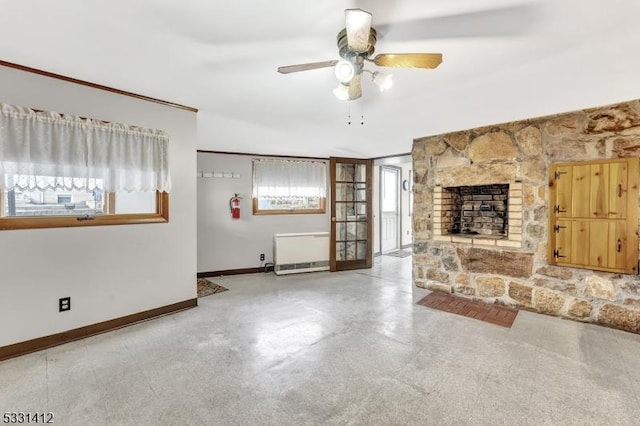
[[0, 102, 170, 192], [253, 159, 326, 199]]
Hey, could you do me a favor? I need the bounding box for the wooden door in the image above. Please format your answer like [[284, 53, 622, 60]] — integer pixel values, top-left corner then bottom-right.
[[330, 157, 373, 271], [549, 158, 639, 274]]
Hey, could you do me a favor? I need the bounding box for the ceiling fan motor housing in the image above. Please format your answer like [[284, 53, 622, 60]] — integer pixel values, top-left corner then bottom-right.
[[337, 27, 377, 61]]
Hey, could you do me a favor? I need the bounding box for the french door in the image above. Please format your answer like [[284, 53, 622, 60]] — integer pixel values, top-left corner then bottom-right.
[[330, 157, 373, 271]]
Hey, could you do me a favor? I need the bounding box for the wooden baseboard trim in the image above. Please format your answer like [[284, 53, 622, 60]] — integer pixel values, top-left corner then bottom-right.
[[198, 266, 274, 278], [0, 298, 197, 362]]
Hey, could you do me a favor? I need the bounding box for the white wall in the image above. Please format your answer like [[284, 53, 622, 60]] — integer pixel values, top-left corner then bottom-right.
[[0, 66, 197, 347], [197, 152, 329, 272]]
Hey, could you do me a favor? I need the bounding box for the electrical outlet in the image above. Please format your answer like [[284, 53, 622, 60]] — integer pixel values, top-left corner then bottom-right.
[[59, 297, 71, 312], [260, 253, 265, 261]]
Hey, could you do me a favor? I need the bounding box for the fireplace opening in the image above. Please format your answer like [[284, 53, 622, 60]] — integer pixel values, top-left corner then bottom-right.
[[441, 184, 509, 238]]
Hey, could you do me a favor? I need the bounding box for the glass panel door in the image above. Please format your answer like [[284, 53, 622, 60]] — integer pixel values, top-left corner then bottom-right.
[[330, 157, 372, 271]]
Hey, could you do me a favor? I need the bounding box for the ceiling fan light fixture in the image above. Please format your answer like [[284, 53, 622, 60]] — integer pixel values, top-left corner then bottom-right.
[[334, 59, 355, 83], [372, 71, 393, 92], [333, 83, 350, 101], [345, 8, 372, 52]]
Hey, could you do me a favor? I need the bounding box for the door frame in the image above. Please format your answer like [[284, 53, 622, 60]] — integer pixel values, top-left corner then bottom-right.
[[379, 165, 401, 254]]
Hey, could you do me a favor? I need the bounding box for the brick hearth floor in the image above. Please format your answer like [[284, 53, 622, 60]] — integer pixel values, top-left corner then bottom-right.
[[417, 292, 518, 328]]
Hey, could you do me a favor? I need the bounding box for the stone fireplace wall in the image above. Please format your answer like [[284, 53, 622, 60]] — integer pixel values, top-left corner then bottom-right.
[[412, 99, 640, 334]]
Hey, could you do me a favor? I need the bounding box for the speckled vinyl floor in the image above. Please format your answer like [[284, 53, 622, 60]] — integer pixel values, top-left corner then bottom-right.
[[2, 254, 640, 425]]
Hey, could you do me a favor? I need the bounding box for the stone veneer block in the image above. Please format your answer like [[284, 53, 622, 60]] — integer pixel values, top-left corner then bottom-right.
[[508, 282, 533, 307], [436, 163, 518, 187], [536, 266, 573, 280], [568, 299, 593, 318], [426, 282, 453, 294], [533, 288, 566, 315], [533, 277, 577, 295], [426, 268, 450, 283], [584, 275, 617, 301], [598, 304, 640, 333], [457, 247, 533, 278], [476, 276, 506, 297], [455, 273, 470, 285], [468, 132, 518, 162], [510, 212, 523, 219], [434, 236, 452, 242]]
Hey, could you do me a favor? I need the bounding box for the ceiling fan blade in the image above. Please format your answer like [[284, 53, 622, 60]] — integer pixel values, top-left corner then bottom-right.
[[371, 53, 443, 69], [348, 74, 362, 100], [345, 8, 372, 52], [277, 60, 338, 74]]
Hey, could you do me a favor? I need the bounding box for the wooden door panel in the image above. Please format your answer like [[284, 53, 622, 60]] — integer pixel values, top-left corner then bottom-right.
[[569, 220, 588, 266], [571, 165, 591, 218], [553, 165, 573, 218], [607, 221, 627, 270], [553, 219, 571, 265], [588, 221, 609, 268], [608, 161, 628, 219], [590, 163, 609, 218]]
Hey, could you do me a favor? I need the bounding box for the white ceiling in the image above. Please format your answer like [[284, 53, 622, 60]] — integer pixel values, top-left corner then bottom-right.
[[2, 0, 640, 158]]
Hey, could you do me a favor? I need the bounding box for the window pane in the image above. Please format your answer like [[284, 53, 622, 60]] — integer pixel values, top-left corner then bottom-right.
[[346, 242, 356, 260], [357, 241, 367, 260], [336, 164, 355, 182], [355, 164, 367, 182], [4, 187, 105, 217], [253, 159, 326, 214], [336, 222, 346, 241]]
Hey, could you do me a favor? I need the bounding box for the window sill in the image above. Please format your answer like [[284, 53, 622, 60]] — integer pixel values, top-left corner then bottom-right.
[[0, 213, 168, 231]]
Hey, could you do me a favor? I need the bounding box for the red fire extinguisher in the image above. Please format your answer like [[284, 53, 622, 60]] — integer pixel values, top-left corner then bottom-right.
[[229, 193, 241, 219]]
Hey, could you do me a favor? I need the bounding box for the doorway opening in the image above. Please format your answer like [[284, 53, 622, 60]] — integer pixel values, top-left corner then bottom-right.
[[380, 166, 401, 254]]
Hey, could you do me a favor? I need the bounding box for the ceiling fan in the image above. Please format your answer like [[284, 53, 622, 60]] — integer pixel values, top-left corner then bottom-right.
[[277, 8, 443, 101]]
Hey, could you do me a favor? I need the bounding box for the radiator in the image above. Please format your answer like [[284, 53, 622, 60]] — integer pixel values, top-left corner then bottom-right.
[[273, 232, 330, 275]]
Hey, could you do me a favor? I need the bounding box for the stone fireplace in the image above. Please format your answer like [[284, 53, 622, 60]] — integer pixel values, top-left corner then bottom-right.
[[412, 99, 640, 334], [442, 184, 509, 236], [433, 183, 522, 249]]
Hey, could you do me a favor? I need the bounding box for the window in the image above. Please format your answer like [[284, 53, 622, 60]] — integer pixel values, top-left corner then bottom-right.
[[252, 158, 327, 215], [549, 158, 639, 273], [0, 102, 170, 230]]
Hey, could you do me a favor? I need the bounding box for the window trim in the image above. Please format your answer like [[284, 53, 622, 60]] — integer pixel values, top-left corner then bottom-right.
[[0, 191, 168, 230]]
